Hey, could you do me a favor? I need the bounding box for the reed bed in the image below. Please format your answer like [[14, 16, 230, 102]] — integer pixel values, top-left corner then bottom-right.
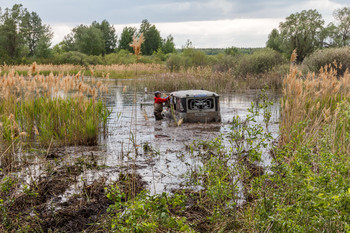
[[92, 63, 166, 78], [135, 66, 283, 93], [280, 59, 350, 153], [1, 63, 283, 92], [1, 63, 81, 75], [0, 63, 110, 172], [1, 63, 166, 79]]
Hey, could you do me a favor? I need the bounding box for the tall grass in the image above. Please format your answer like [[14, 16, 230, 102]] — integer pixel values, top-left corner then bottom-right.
[[280, 56, 350, 153], [236, 52, 350, 232], [1, 60, 284, 92], [1, 63, 166, 79], [0, 63, 110, 171], [135, 66, 284, 93]]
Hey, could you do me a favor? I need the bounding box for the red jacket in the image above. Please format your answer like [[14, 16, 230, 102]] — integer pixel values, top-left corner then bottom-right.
[[154, 96, 169, 104]]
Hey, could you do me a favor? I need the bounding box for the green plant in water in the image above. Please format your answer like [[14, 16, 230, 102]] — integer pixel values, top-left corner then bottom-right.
[[229, 94, 273, 163]]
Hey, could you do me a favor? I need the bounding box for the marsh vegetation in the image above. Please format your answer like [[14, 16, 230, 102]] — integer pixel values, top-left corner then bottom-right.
[[1, 3, 350, 232], [1, 51, 350, 232]]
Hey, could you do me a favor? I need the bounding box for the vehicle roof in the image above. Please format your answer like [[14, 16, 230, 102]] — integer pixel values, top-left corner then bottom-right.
[[170, 90, 219, 98]]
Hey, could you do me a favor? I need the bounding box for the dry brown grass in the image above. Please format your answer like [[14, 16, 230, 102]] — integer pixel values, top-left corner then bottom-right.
[[1, 63, 82, 73], [134, 65, 282, 93], [92, 63, 165, 73], [1, 63, 166, 78], [135, 66, 239, 93], [0, 64, 108, 102]]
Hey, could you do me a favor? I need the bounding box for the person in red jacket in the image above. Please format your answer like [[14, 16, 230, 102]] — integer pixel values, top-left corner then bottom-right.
[[154, 91, 170, 120]]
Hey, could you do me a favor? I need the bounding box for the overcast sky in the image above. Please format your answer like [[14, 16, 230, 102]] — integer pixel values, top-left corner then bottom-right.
[[1, 0, 349, 48]]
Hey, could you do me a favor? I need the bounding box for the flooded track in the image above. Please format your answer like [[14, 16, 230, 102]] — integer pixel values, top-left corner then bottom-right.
[[101, 79, 281, 194]]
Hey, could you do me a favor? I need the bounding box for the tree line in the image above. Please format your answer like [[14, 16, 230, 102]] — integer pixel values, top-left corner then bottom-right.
[[0, 4, 175, 64], [1, 4, 350, 65]]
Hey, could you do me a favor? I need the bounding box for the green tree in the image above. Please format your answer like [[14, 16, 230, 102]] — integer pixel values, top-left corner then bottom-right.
[[21, 11, 52, 57], [0, 4, 27, 62], [266, 28, 282, 53], [74, 25, 104, 56], [139, 19, 162, 55], [161, 34, 176, 54], [332, 7, 350, 47], [182, 48, 208, 67], [0, 4, 52, 62], [118, 26, 136, 53], [62, 24, 104, 56], [92, 20, 117, 55], [279, 9, 324, 62], [61, 32, 76, 51], [319, 23, 339, 47]]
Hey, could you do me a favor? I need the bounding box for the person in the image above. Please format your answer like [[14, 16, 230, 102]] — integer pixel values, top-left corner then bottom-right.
[[154, 91, 170, 120]]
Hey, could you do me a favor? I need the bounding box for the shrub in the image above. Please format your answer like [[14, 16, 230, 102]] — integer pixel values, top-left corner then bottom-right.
[[182, 48, 209, 67], [212, 54, 237, 72], [166, 54, 185, 72], [302, 47, 350, 76], [54, 51, 88, 66], [237, 48, 286, 76]]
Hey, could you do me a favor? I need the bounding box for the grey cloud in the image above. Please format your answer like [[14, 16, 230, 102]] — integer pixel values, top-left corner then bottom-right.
[[1, 0, 333, 25]]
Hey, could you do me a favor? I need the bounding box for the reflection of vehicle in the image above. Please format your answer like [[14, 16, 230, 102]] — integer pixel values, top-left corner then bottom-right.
[[165, 90, 221, 123]]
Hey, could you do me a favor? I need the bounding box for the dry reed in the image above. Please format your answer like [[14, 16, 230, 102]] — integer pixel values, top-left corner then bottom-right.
[[1, 63, 166, 79], [129, 33, 144, 57], [0, 63, 110, 172], [280, 53, 350, 154]]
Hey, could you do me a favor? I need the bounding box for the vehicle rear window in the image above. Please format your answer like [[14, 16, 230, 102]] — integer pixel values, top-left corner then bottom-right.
[[188, 98, 214, 111]]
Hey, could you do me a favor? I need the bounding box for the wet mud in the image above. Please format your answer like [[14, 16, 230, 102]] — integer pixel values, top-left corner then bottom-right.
[[0, 145, 146, 232]]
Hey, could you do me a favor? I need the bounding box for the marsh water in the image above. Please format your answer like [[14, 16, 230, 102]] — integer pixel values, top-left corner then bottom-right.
[[99, 79, 281, 194]]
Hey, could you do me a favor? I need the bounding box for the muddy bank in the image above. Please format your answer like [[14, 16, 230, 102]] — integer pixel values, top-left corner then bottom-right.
[[0, 145, 147, 232]]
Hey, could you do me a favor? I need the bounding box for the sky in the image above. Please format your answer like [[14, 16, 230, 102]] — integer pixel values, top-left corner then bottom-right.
[[0, 0, 349, 48]]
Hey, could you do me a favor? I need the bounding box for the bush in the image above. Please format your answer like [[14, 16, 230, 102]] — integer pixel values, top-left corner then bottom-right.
[[54, 51, 89, 66], [166, 54, 185, 72], [302, 47, 350, 76], [212, 54, 237, 72], [237, 48, 286, 76], [182, 48, 209, 67]]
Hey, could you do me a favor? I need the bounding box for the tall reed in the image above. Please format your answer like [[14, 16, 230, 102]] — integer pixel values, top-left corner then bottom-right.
[[1, 63, 166, 79], [280, 52, 350, 154], [0, 63, 110, 171]]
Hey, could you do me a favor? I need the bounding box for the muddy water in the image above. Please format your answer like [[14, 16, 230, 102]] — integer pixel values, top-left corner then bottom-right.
[[101, 80, 281, 194]]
